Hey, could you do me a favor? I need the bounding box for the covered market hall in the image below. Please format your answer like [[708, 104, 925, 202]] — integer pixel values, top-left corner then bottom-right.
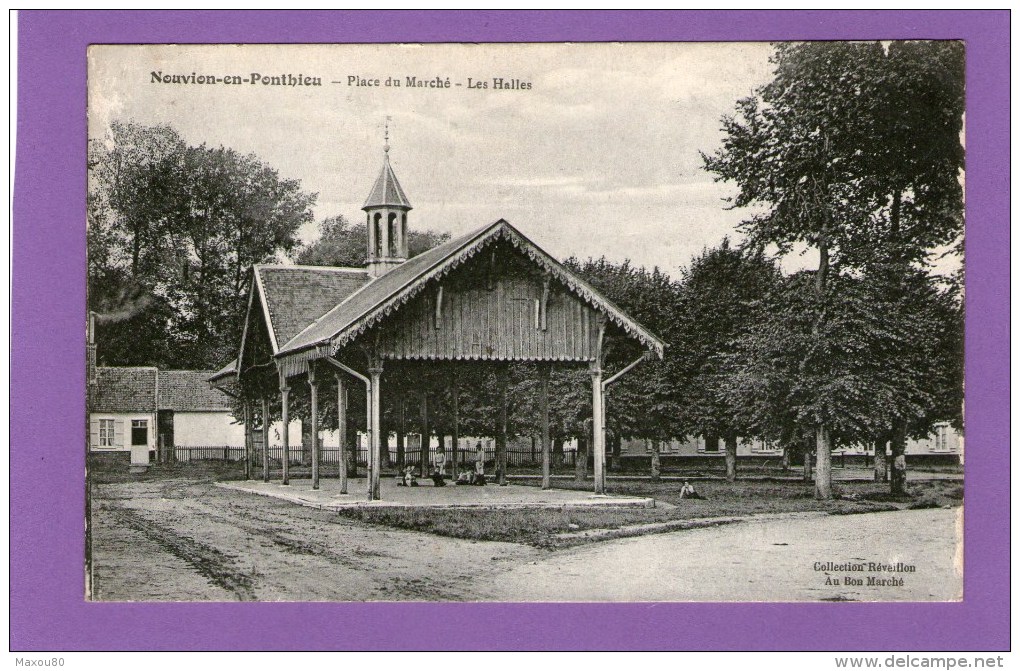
[[212, 145, 664, 501]]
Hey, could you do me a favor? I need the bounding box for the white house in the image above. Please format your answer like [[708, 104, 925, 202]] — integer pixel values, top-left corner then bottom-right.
[[88, 366, 159, 465], [156, 370, 245, 458], [617, 424, 962, 463]]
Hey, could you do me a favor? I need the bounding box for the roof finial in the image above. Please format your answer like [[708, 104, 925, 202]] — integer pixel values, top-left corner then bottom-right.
[[384, 115, 391, 154]]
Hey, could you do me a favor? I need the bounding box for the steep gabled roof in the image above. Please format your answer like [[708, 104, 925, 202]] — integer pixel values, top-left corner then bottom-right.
[[363, 154, 412, 210], [280, 219, 665, 358], [253, 265, 370, 352], [92, 367, 158, 414], [158, 370, 233, 412]]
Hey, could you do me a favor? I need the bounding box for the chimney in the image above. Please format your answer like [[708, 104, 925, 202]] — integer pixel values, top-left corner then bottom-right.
[[87, 311, 97, 386]]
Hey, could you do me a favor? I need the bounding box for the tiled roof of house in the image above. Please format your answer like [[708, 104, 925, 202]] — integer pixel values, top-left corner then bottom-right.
[[158, 370, 233, 412], [255, 266, 369, 351], [92, 367, 157, 414]]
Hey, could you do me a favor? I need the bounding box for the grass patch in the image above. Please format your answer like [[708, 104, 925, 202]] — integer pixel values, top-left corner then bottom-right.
[[335, 478, 961, 548], [88, 457, 246, 485], [335, 507, 680, 548]]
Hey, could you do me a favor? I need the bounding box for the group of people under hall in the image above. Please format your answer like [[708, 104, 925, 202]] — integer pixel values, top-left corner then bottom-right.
[[396, 443, 706, 498], [398, 442, 488, 488]]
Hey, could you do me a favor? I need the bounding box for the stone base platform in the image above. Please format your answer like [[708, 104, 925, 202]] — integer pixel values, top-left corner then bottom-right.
[[216, 477, 655, 511]]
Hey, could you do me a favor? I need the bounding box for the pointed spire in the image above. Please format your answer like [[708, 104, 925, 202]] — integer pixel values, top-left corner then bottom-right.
[[363, 119, 412, 210]]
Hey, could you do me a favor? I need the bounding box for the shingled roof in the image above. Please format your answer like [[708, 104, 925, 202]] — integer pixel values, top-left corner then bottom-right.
[[253, 265, 369, 352], [92, 367, 157, 414], [363, 154, 412, 210], [279, 219, 665, 358], [158, 370, 233, 412]]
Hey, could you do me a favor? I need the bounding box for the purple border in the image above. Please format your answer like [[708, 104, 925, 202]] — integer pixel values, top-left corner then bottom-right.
[[12, 10, 1009, 651]]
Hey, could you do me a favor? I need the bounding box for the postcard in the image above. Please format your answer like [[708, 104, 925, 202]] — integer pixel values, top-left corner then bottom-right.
[[12, 11, 1009, 652]]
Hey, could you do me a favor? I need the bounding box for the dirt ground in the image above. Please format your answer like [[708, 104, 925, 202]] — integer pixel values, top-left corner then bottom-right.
[[89, 475, 962, 602], [476, 507, 963, 602], [90, 476, 537, 601]]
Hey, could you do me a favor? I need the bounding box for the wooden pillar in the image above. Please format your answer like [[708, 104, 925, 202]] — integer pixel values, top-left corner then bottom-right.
[[419, 393, 430, 478], [496, 366, 508, 486], [308, 365, 320, 490], [396, 395, 405, 468], [591, 315, 607, 495], [539, 363, 551, 490], [450, 371, 460, 475], [368, 362, 384, 501], [336, 374, 348, 494], [365, 374, 373, 500], [242, 401, 252, 480], [591, 363, 606, 495], [280, 382, 291, 486], [261, 397, 270, 483]]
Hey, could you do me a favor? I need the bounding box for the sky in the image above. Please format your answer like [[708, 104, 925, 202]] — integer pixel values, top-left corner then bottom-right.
[[88, 43, 800, 276]]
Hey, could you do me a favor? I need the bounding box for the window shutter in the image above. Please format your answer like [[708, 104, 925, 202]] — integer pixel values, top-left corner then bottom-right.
[[114, 419, 125, 447], [89, 419, 100, 449]]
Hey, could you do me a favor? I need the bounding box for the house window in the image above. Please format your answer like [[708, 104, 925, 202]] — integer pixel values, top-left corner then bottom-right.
[[99, 419, 114, 447], [703, 435, 720, 453], [131, 420, 148, 446], [933, 425, 952, 452]]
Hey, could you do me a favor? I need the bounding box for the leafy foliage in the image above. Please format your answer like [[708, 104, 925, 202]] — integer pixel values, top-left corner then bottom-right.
[[295, 214, 450, 267], [719, 268, 962, 446], [673, 239, 783, 442], [88, 121, 316, 368], [703, 41, 964, 267]]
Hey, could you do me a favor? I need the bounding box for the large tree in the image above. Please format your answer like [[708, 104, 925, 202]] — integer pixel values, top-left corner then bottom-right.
[[88, 121, 316, 369], [674, 239, 782, 481], [703, 41, 964, 498]]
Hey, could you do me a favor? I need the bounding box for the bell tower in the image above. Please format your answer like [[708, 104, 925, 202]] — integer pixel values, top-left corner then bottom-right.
[[363, 122, 412, 278]]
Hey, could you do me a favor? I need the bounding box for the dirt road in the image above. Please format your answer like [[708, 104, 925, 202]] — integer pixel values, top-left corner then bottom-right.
[[91, 478, 537, 601], [476, 508, 962, 602], [91, 479, 961, 602]]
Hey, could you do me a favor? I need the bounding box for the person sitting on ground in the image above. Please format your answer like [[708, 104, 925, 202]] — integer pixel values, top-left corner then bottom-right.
[[432, 446, 447, 487], [679, 480, 703, 499], [456, 469, 472, 485], [403, 465, 419, 488]]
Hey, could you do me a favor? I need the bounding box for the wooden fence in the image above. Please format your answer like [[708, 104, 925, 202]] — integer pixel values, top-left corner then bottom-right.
[[173, 443, 578, 468]]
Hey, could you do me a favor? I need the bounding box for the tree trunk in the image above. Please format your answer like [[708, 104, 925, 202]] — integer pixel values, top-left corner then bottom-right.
[[451, 373, 460, 475], [802, 442, 812, 483], [890, 424, 908, 496], [496, 367, 508, 486], [724, 432, 738, 482], [378, 412, 390, 470], [815, 425, 833, 500], [610, 433, 621, 472], [810, 226, 833, 499], [552, 437, 564, 468], [575, 435, 588, 482], [346, 420, 358, 478], [650, 440, 661, 482], [540, 364, 551, 490], [874, 439, 888, 482], [396, 396, 405, 469], [419, 394, 430, 478], [301, 417, 312, 467], [242, 402, 252, 479]]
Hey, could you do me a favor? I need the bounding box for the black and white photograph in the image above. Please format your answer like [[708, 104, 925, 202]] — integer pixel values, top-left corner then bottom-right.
[[85, 41, 965, 603]]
